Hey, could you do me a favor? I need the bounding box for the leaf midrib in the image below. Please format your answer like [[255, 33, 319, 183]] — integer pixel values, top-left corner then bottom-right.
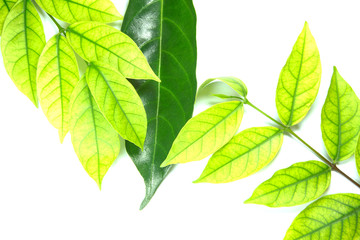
[[293, 203, 360, 239], [334, 74, 342, 162], [288, 28, 307, 126], [56, 34, 65, 138], [67, 26, 153, 79], [249, 165, 330, 203], [90, 64, 142, 147], [199, 129, 282, 181], [166, 102, 242, 163]]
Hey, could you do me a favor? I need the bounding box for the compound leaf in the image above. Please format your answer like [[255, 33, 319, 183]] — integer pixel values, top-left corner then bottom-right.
[[1, 0, 46, 106], [122, 0, 197, 209], [86, 62, 147, 149], [161, 101, 244, 167], [276, 22, 321, 126], [246, 160, 331, 207], [321, 67, 360, 162], [197, 77, 247, 99], [37, 33, 79, 142], [285, 193, 360, 240], [66, 21, 160, 82], [0, 0, 16, 35], [70, 77, 120, 189], [35, 0, 122, 24], [194, 126, 283, 183]]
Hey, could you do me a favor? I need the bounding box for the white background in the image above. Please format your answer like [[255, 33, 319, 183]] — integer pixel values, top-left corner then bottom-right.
[[1, 0, 360, 239]]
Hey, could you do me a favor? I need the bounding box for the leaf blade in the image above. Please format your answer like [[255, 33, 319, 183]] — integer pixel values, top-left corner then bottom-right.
[[35, 0, 122, 23], [37, 34, 80, 142], [66, 21, 160, 82], [197, 77, 248, 99], [195, 126, 283, 183], [122, 0, 197, 208], [161, 101, 244, 167], [86, 62, 147, 149], [70, 77, 121, 188], [1, 0, 46, 106], [0, 0, 16, 35], [284, 193, 360, 240], [275, 22, 321, 126], [245, 160, 331, 207], [321, 67, 360, 162]]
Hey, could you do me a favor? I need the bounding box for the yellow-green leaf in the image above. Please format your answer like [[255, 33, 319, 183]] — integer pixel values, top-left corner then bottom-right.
[[356, 135, 360, 176], [276, 22, 321, 126], [66, 21, 160, 82], [35, 0, 122, 24], [321, 67, 360, 162], [245, 160, 331, 207], [161, 101, 244, 167], [86, 62, 147, 149], [37, 34, 80, 142], [1, 0, 46, 106], [0, 0, 16, 35], [285, 193, 360, 240], [194, 126, 283, 183], [70, 77, 120, 189], [197, 77, 248, 99]]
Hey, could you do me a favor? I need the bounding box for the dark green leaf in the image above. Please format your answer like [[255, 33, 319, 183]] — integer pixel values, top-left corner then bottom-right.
[[122, 0, 197, 209]]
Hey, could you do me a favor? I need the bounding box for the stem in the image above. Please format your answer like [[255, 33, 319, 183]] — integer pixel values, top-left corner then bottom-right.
[[47, 14, 65, 34], [245, 99, 360, 189]]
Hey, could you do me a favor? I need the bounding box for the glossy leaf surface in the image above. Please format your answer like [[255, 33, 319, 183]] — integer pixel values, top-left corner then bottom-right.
[[70, 77, 120, 188], [86, 62, 147, 149], [161, 101, 244, 167], [195, 126, 283, 183], [276, 22, 321, 126], [37, 34, 79, 142], [0, 0, 16, 35], [122, 0, 197, 208], [321, 67, 360, 162], [285, 193, 360, 240], [66, 21, 160, 82], [246, 160, 331, 207], [1, 0, 46, 106], [197, 77, 248, 99], [35, 0, 122, 23]]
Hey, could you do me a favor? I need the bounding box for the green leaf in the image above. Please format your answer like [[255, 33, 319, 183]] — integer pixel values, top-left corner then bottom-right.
[[121, 0, 197, 209], [66, 21, 160, 82], [284, 193, 360, 240], [197, 77, 248, 99], [35, 0, 122, 24], [1, 0, 46, 106], [161, 101, 244, 167], [356, 135, 360, 176], [37, 34, 80, 142], [245, 160, 331, 207], [70, 77, 120, 189], [194, 126, 283, 183], [0, 0, 16, 35], [321, 67, 360, 162], [85, 62, 147, 149], [275, 22, 321, 126]]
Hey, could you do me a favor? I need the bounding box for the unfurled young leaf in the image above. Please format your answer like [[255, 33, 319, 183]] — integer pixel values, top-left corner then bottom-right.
[[66, 21, 160, 82], [246, 160, 331, 207], [70, 77, 120, 189], [198, 77, 248, 99], [276, 22, 321, 126], [35, 0, 122, 24], [161, 101, 244, 167], [0, 0, 16, 35], [194, 126, 283, 183], [321, 67, 360, 162], [1, 0, 46, 106], [285, 193, 360, 240], [122, 0, 198, 209], [37, 34, 79, 142], [86, 62, 147, 149]]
